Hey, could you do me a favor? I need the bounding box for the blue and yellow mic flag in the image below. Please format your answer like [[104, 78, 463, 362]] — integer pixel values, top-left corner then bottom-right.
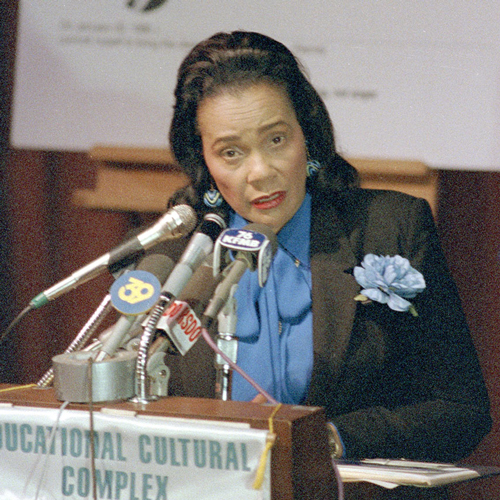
[[109, 270, 161, 315]]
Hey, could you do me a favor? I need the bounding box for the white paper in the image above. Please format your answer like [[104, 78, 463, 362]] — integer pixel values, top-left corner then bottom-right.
[[10, 1, 500, 169]]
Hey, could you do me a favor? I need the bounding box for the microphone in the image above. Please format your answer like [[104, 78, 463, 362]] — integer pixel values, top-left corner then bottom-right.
[[134, 213, 227, 401], [155, 255, 223, 355], [202, 223, 278, 327], [135, 213, 226, 355], [154, 225, 278, 405], [160, 212, 227, 299], [95, 254, 174, 361], [29, 204, 196, 309]]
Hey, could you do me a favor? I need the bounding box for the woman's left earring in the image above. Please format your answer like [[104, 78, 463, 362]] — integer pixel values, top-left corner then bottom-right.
[[306, 159, 322, 178], [203, 187, 223, 208]]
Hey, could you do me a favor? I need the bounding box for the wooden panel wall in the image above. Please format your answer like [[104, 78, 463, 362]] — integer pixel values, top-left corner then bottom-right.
[[440, 171, 500, 499]]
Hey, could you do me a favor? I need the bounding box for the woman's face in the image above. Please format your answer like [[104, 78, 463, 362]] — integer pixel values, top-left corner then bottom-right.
[[197, 83, 308, 233]]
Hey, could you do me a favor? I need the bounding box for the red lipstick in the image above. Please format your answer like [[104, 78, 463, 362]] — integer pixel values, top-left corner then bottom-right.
[[251, 191, 286, 210]]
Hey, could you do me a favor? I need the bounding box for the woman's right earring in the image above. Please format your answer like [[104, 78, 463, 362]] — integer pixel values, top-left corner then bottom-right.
[[203, 187, 223, 208]]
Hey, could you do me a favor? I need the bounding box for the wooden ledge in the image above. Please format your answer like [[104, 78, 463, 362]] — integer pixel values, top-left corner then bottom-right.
[[75, 147, 438, 215], [73, 166, 190, 212], [89, 146, 175, 165]]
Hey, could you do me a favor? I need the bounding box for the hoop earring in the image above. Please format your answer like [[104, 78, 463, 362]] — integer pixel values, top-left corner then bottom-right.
[[306, 159, 322, 178], [203, 187, 223, 208]]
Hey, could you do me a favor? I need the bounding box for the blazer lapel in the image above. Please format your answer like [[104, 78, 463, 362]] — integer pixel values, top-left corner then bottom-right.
[[310, 192, 360, 379]]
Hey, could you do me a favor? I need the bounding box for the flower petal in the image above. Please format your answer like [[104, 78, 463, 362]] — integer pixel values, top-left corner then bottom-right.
[[353, 254, 425, 314], [362, 288, 389, 304], [387, 292, 413, 312]]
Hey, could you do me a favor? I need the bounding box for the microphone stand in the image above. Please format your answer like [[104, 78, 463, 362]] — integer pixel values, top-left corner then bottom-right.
[[133, 294, 173, 403], [214, 285, 238, 401], [36, 295, 113, 388]]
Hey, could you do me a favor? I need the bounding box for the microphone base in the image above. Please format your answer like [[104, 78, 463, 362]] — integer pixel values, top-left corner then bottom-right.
[[52, 350, 137, 403], [128, 394, 159, 404]]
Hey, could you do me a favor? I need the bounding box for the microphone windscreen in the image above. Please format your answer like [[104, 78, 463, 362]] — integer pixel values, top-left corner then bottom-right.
[[136, 253, 175, 284], [169, 204, 198, 237], [177, 257, 222, 316], [198, 212, 227, 241]]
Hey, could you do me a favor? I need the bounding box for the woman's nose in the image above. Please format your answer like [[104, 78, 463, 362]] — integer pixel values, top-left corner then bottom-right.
[[246, 153, 275, 184]]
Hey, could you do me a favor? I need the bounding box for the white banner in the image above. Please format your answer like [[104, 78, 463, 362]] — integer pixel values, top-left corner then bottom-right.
[[10, 1, 500, 169], [0, 404, 271, 500]]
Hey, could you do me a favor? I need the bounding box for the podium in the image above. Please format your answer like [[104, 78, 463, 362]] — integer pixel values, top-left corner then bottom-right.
[[0, 384, 337, 500], [1, 388, 495, 500]]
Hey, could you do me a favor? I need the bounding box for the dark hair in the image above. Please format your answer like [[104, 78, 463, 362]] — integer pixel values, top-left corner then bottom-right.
[[168, 30, 358, 211]]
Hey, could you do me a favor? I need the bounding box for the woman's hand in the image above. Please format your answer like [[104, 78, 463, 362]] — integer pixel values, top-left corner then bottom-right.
[[251, 393, 268, 404]]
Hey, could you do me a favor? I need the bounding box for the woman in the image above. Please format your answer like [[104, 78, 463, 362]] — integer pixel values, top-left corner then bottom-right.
[[165, 30, 491, 465]]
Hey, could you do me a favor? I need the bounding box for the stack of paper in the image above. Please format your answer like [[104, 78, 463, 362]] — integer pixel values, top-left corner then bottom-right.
[[337, 459, 500, 489]]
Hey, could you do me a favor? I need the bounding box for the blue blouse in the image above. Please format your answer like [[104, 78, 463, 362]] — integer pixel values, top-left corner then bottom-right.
[[230, 194, 314, 404]]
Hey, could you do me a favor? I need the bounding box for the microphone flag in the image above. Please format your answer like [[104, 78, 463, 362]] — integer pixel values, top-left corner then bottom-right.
[[213, 226, 275, 287], [109, 270, 162, 316]]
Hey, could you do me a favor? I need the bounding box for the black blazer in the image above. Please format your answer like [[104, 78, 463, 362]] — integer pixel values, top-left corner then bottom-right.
[[166, 187, 491, 462]]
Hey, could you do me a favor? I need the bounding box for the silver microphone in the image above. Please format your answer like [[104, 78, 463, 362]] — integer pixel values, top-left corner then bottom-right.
[[29, 204, 196, 309]]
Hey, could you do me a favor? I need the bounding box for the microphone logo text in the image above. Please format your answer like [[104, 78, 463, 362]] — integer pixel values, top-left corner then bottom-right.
[[219, 229, 266, 251], [118, 277, 155, 304]]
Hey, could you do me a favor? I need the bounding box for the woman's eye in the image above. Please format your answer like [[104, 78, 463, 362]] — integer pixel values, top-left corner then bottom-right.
[[271, 135, 285, 145], [221, 148, 238, 159]]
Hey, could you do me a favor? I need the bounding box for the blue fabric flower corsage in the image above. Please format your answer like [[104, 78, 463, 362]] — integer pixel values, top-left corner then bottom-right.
[[353, 254, 426, 316]]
